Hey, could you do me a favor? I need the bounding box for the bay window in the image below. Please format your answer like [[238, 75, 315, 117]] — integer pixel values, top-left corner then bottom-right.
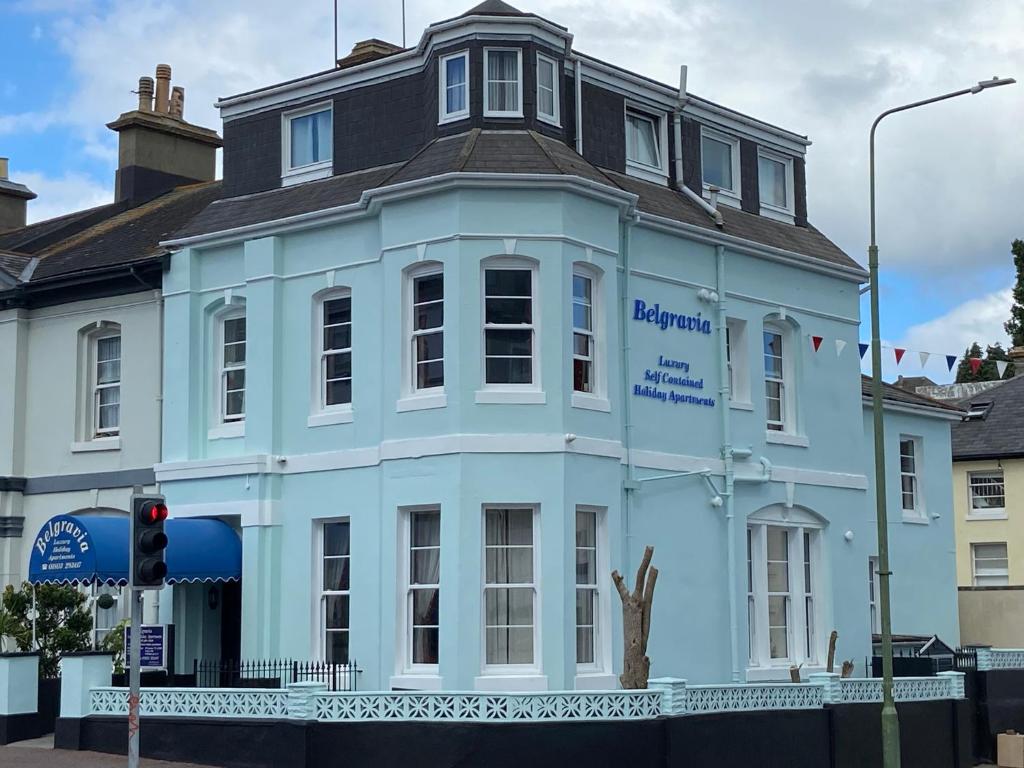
[[405, 509, 440, 669], [483, 263, 535, 387], [484, 48, 522, 117], [575, 508, 600, 669], [320, 520, 351, 664], [439, 51, 469, 123], [572, 269, 594, 394], [536, 53, 559, 125], [409, 267, 444, 392], [483, 506, 536, 668]]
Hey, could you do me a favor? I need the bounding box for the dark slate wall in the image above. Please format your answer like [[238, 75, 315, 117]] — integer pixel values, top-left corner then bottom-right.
[[739, 138, 760, 214], [794, 156, 808, 226], [222, 109, 284, 198], [580, 81, 625, 172], [682, 116, 702, 193]]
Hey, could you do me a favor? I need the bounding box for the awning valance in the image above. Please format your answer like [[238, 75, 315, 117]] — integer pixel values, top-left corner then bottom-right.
[[28, 514, 241, 586]]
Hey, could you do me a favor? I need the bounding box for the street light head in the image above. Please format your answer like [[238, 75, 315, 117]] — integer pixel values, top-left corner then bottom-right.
[[973, 76, 1016, 93]]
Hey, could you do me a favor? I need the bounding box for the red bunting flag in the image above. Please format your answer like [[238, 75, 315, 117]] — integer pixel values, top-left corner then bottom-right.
[[811, 335, 823, 352], [969, 358, 983, 374], [894, 348, 906, 365]]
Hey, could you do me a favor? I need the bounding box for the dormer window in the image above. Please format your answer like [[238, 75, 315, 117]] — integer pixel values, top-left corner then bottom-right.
[[484, 48, 523, 118], [439, 51, 469, 124], [535, 53, 559, 126], [758, 148, 795, 222], [282, 103, 333, 186], [966, 401, 992, 420], [701, 127, 740, 205], [625, 106, 668, 183]]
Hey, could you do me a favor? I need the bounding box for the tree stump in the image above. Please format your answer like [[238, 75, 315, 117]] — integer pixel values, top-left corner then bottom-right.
[[826, 630, 838, 673], [612, 545, 658, 690]]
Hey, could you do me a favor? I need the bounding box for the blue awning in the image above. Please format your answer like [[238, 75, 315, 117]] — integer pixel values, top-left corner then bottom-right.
[[28, 514, 241, 586]]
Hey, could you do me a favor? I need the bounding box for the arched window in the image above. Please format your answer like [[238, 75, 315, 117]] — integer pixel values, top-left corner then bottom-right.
[[216, 306, 247, 425], [747, 506, 825, 674], [76, 321, 121, 443], [762, 316, 799, 434], [310, 287, 353, 425]]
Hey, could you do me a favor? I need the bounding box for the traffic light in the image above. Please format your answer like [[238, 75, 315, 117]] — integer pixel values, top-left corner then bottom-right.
[[130, 493, 168, 589]]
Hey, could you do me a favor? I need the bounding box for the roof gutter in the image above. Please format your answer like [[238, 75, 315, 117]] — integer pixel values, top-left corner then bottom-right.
[[860, 396, 965, 422]]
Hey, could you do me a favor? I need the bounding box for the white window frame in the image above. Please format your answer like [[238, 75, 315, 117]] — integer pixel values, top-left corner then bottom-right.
[[88, 583, 128, 648], [477, 257, 544, 404], [483, 47, 523, 118], [315, 518, 352, 669], [570, 263, 608, 411], [700, 126, 742, 207], [624, 104, 669, 183], [757, 147, 795, 223], [92, 331, 121, 438], [899, 435, 926, 522], [400, 263, 446, 411], [309, 288, 354, 427], [972, 542, 1009, 587], [535, 52, 560, 126], [281, 102, 333, 186], [968, 470, 1007, 520], [438, 50, 470, 124], [574, 505, 610, 677], [73, 322, 123, 452], [213, 306, 246, 435], [726, 317, 751, 408], [480, 505, 540, 676], [763, 320, 797, 437], [398, 506, 441, 677], [868, 557, 880, 635], [746, 507, 824, 679]]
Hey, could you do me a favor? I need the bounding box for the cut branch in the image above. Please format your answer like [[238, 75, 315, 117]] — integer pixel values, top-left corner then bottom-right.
[[616, 545, 658, 689]]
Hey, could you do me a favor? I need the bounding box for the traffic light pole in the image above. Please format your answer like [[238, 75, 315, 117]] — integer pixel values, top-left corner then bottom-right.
[[128, 587, 142, 768]]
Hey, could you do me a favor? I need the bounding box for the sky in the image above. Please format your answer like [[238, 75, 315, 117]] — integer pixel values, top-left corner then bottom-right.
[[2, 0, 1022, 383]]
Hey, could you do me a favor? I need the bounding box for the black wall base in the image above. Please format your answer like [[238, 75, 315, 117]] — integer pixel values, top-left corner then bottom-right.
[[0, 712, 44, 745], [53, 700, 972, 768]]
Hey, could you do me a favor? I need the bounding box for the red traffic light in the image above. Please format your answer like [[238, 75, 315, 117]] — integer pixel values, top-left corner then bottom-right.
[[139, 501, 168, 525]]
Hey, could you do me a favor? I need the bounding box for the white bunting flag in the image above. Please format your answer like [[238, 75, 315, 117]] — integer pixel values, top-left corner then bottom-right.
[[997, 360, 1009, 378], [919, 351, 930, 368], [835, 339, 847, 357]]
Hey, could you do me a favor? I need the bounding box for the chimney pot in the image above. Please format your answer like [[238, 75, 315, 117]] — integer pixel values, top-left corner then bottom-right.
[[137, 76, 155, 112], [0, 157, 8, 180], [170, 86, 185, 119], [154, 64, 172, 113]]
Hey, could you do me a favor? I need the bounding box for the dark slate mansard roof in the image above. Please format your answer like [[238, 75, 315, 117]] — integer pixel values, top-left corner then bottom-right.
[[173, 129, 860, 273], [952, 374, 1024, 460]]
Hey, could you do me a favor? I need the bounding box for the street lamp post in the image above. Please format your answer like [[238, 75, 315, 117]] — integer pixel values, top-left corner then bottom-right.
[[868, 75, 1015, 768]]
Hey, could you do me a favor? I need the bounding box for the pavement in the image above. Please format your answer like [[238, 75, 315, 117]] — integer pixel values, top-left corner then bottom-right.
[[0, 735, 211, 767]]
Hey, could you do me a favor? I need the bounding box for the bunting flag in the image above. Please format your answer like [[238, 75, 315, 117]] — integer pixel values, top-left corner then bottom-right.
[[835, 339, 847, 357], [969, 358, 983, 374], [997, 360, 1010, 378], [811, 335, 823, 352], [918, 351, 930, 368], [859, 343, 870, 359], [946, 355, 957, 372], [894, 348, 906, 365]]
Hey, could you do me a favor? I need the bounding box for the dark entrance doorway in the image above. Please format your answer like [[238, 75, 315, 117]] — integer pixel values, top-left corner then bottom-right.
[[219, 580, 242, 661]]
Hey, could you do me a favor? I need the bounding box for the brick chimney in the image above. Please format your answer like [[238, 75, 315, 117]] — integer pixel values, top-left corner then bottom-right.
[[106, 65, 223, 204], [1009, 346, 1024, 376], [336, 39, 403, 69], [0, 158, 37, 232]]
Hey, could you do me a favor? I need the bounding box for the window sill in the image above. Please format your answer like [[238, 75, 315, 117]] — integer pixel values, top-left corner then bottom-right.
[[438, 112, 470, 126], [901, 513, 929, 526], [625, 159, 668, 185], [765, 431, 809, 448], [759, 205, 795, 224], [308, 408, 354, 427], [729, 400, 754, 412], [474, 674, 548, 692], [281, 160, 332, 187], [71, 437, 121, 453], [475, 389, 546, 405], [389, 674, 442, 691], [208, 422, 244, 440], [574, 672, 618, 690], [397, 393, 447, 412], [571, 393, 610, 412], [745, 664, 824, 682], [967, 511, 1007, 521], [537, 114, 561, 128]]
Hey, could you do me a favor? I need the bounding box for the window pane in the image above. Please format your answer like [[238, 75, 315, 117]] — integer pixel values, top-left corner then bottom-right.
[[412, 588, 439, 626], [415, 332, 443, 362], [767, 527, 788, 560], [573, 303, 592, 331], [576, 626, 595, 665], [412, 511, 440, 547], [485, 329, 533, 356], [486, 357, 532, 384], [702, 136, 733, 190], [486, 50, 520, 112], [445, 56, 467, 115], [759, 156, 787, 208], [223, 317, 246, 344], [325, 379, 352, 406], [485, 587, 534, 626], [225, 369, 245, 391], [538, 57, 554, 90], [486, 298, 532, 325], [323, 557, 350, 591], [485, 547, 533, 583], [325, 595, 349, 629], [485, 269, 531, 297], [414, 303, 443, 331], [486, 509, 533, 545], [575, 510, 596, 547], [416, 361, 444, 389], [326, 631, 349, 664], [291, 109, 332, 168], [325, 325, 352, 352], [411, 549, 440, 585], [324, 297, 351, 326], [224, 341, 246, 365], [414, 273, 444, 303], [326, 352, 352, 380], [575, 548, 596, 585], [224, 391, 244, 417], [98, 403, 120, 430], [324, 522, 350, 556], [486, 627, 533, 665], [412, 628, 439, 665], [573, 274, 591, 302], [626, 113, 658, 167], [576, 588, 595, 625]]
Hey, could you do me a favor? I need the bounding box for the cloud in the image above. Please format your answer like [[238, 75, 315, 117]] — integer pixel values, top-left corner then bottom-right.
[[19, 171, 112, 224], [862, 288, 1013, 382]]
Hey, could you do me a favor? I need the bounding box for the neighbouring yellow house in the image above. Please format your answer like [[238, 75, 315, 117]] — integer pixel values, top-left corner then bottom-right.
[[953, 373, 1024, 646]]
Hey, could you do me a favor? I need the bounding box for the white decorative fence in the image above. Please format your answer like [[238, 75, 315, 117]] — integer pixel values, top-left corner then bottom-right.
[[90, 687, 290, 719], [84, 673, 965, 724], [976, 647, 1024, 671], [314, 690, 662, 722]]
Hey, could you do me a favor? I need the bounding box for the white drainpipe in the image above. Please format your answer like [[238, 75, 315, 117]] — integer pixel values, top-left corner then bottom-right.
[[672, 66, 723, 227], [571, 55, 584, 155]]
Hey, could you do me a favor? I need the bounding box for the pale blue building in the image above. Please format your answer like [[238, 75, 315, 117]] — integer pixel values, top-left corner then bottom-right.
[[153, 0, 961, 689]]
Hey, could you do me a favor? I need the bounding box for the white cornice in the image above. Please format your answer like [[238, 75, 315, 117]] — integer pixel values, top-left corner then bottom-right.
[[218, 17, 572, 120]]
